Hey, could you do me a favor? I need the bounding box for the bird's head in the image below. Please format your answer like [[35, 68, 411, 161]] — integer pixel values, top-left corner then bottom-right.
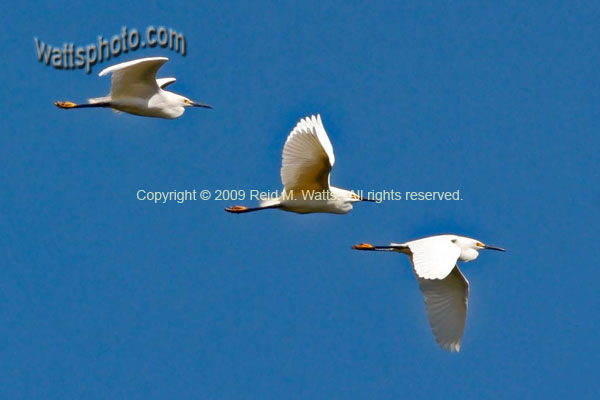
[[156, 93, 212, 118], [325, 188, 375, 214], [335, 188, 377, 204], [452, 236, 505, 261], [183, 98, 213, 109]]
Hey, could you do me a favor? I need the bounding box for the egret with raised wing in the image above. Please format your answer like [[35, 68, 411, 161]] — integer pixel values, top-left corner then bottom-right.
[[55, 57, 212, 119], [353, 235, 505, 351], [225, 114, 375, 215]]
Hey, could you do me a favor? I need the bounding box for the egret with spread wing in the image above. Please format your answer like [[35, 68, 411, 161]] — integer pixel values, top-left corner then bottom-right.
[[353, 235, 505, 351], [55, 57, 211, 119], [225, 114, 375, 214]]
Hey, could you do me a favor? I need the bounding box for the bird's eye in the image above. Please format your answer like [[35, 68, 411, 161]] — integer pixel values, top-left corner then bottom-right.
[[476, 242, 484, 247], [451, 239, 457, 243]]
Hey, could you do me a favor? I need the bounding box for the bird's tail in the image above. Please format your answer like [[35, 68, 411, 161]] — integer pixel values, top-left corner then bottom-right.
[[88, 96, 111, 104], [259, 197, 281, 208], [389, 242, 410, 252]]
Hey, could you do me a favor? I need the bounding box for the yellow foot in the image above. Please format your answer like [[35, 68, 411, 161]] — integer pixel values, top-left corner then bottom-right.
[[225, 205, 248, 213], [55, 101, 77, 109], [352, 243, 375, 250]]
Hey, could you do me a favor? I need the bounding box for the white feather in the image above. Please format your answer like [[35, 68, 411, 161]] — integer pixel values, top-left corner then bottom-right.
[[156, 77, 176, 89], [98, 57, 169, 99], [280, 114, 335, 191], [406, 235, 461, 280], [416, 266, 469, 352]]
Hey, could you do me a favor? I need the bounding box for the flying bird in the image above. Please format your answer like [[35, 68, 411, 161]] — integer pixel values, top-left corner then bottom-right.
[[55, 57, 212, 119], [225, 114, 375, 214], [353, 235, 505, 351]]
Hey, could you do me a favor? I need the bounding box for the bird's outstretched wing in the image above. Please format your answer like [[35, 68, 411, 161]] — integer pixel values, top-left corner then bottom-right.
[[407, 236, 461, 280], [99, 57, 169, 99], [281, 114, 335, 191], [415, 265, 469, 352], [156, 77, 176, 88]]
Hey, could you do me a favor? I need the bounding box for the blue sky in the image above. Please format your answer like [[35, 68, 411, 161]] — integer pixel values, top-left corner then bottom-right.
[[2, 1, 599, 398]]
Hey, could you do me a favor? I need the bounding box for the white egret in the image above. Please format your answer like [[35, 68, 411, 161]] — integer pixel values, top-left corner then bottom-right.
[[225, 114, 375, 214], [353, 235, 505, 351], [55, 57, 212, 119]]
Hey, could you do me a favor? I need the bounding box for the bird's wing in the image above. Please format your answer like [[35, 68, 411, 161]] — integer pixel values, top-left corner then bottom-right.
[[98, 57, 169, 98], [280, 114, 335, 191], [156, 77, 176, 88], [407, 236, 461, 279], [415, 265, 469, 352]]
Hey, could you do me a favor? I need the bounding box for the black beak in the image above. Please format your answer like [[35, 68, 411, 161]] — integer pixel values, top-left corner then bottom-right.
[[192, 101, 213, 109], [360, 197, 377, 202], [484, 245, 505, 252]]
